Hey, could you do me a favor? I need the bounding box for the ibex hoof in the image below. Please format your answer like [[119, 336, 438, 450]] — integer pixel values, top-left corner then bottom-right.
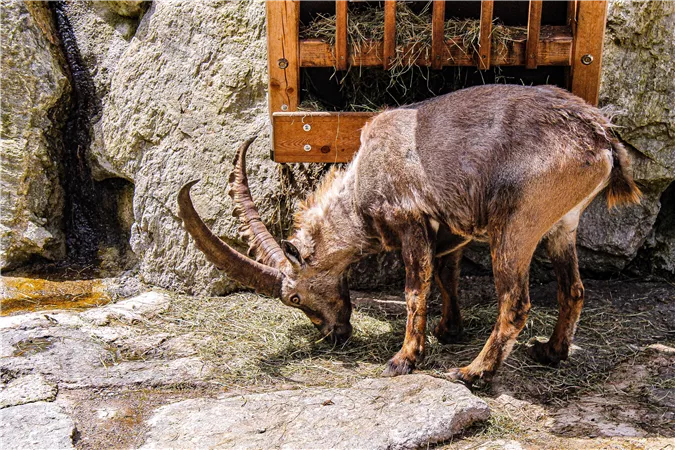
[[446, 367, 476, 387], [382, 356, 414, 377], [526, 337, 567, 367], [433, 322, 465, 344]]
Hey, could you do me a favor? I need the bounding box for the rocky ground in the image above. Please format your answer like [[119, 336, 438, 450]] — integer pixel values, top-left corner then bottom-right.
[[0, 274, 673, 449]]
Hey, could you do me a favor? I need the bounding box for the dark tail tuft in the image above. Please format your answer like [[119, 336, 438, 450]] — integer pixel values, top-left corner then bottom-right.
[[606, 139, 642, 209]]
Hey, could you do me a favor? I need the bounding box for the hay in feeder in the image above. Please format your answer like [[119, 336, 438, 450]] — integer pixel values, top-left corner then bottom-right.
[[299, 2, 526, 112], [300, 2, 526, 71]]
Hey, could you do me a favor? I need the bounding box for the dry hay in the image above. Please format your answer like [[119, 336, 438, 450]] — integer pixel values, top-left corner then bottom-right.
[[143, 277, 674, 406], [299, 2, 525, 112], [300, 2, 525, 68]]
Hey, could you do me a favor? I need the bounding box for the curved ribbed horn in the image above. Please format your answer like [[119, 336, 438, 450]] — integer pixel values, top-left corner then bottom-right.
[[228, 136, 288, 269], [178, 180, 283, 298]]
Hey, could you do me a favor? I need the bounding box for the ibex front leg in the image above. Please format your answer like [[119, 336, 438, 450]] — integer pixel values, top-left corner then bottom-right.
[[383, 221, 435, 376]]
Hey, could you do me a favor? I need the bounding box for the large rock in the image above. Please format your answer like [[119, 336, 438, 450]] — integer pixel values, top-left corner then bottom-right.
[[589, 0, 675, 274], [0, 292, 207, 389], [0, 373, 57, 409], [0, 401, 75, 449], [140, 374, 490, 449], [601, 1, 674, 173], [0, 1, 70, 269], [70, 0, 326, 295]]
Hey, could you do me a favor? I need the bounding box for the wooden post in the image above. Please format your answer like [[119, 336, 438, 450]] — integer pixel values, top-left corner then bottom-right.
[[478, 0, 494, 70], [431, 0, 446, 70], [335, 0, 348, 70], [383, 0, 396, 70], [570, 0, 607, 105], [267, 0, 300, 115], [526, 0, 543, 69]]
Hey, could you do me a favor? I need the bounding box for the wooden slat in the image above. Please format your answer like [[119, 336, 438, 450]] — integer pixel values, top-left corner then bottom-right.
[[383, 0, 396, 70], [272, 112, 375, 163], [478, 0, 494, 69], [335, 0, 348, 70], [266, 0, 300, 115], [300, 26, 573, 68], [431, 0, 446, 69], [570, 0, 607, 105], [526, 0, 543, 69]]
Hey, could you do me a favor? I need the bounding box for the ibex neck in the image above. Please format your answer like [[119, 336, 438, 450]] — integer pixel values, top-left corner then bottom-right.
[[293, 168, 375, 272]]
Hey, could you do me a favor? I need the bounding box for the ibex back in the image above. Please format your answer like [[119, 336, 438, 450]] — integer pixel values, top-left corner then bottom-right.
[[178, 84, 641, 384]]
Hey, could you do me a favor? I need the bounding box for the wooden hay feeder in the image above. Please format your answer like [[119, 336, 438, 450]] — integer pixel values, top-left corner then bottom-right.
[[267, 0, 608, 163]]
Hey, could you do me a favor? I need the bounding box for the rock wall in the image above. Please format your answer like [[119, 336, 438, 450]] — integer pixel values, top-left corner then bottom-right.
[[0, 1, 70, 269], [596, 0, 675, 275], [2, 0, 673, 289]]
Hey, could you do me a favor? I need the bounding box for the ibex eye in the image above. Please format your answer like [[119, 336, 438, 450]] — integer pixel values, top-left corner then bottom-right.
[[290, 295, 301, 305]]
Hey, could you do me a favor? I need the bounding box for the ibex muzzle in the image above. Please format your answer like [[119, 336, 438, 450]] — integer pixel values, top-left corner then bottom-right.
[[179, 85, 641, 383]]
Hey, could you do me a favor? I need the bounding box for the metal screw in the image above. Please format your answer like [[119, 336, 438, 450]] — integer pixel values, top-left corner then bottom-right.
[[581, 54, 594, 65], [281, 104, 288, 111], [303, 144, 311, 152], [320, 146, 331, 154], [278, 58, 289, 69], [303, 124, 311, 132]]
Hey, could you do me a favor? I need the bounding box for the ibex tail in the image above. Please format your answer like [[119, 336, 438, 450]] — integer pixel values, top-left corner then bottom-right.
[[606, 139, 642, 209]]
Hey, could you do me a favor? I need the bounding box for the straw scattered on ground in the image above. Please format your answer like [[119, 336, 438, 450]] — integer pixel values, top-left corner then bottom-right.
[[143, 276, 674, 410]]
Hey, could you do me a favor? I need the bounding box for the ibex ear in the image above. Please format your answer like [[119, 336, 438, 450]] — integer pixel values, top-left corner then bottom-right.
[[281, 240, 304, 268]]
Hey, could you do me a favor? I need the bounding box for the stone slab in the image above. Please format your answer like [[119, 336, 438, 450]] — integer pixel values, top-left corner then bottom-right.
[[141, 374, 490, 449]]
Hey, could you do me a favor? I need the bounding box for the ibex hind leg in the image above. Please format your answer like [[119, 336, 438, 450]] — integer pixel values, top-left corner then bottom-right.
[[447, 220, 541, 385], [433, 249, 465, 344], [528, 212, 585, 365]]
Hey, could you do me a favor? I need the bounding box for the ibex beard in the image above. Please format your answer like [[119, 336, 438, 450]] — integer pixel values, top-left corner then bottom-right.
[[178, 85, 641, 385]]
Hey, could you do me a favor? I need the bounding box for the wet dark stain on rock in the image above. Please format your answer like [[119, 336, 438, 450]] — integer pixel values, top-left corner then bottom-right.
[[48, 2, 134, 269]]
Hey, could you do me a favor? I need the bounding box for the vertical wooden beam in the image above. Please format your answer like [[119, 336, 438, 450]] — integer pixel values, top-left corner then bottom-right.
[[570, 0, 607, 105], [267, 0, 300, 116], [567, 0, 578, 28], [478, 0, 494, 70], [383, 0, 396, 70], [431, 0, 446, 70], [335, 0, 348, 70], [526, 1, 543, 69]]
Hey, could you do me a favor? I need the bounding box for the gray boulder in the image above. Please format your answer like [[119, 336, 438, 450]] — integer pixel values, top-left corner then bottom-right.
[[73, 0, 327, 294], [0, 373, 57, 409], [0, 401, 75, 449], [590, 0, 675, 274], [140, 374, 490, 449], [0, 1, 70, 269]]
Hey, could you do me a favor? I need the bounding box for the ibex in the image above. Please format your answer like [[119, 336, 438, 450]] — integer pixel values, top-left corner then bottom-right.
[[178, 85, 641, 384]]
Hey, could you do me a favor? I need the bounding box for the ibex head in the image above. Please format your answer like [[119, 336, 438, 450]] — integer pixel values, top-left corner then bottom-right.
[[178, 138, 353, 344]]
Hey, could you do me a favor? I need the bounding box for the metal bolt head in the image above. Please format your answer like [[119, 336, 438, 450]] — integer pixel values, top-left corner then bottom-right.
[[303, 144, 311, 152], [581, 54, 594, 65], [280, 104, 288, 111], [303, 123, 311, 132], [278, 58, 289, 69]]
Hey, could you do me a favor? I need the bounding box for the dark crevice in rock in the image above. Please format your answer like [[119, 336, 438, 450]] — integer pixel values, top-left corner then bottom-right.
[[629, 181, 675, 279], [16, 1, 138, 276]]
